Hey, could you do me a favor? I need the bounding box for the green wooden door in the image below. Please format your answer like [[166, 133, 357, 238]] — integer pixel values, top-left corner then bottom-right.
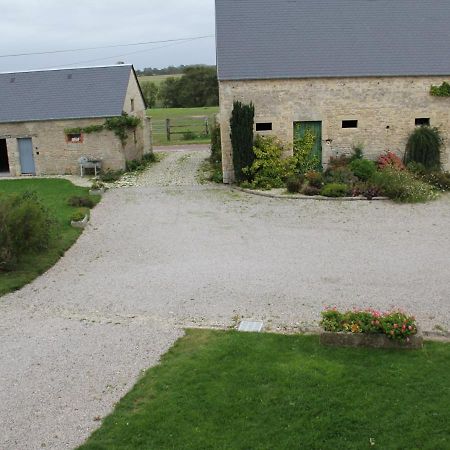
[[294, 121, 323, 167]]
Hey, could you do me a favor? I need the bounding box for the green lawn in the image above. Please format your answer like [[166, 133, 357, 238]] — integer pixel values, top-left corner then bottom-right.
[[0, 179, 99, 296], [79, 330, 450, 450], [147, 106, 219, 146], [138, 74, 182, 87]]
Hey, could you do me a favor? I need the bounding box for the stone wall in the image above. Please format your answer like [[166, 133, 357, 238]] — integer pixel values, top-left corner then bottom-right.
[[219, 76, 450, 183], [0, 69, 152, 177]]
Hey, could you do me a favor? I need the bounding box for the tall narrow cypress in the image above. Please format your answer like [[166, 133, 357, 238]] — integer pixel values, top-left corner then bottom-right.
[[230, 101, 255, 182]]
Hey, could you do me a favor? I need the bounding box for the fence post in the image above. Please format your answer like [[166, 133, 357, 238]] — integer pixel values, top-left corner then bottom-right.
[[205, 118, 209, 136], [166, 118, 171, 141]]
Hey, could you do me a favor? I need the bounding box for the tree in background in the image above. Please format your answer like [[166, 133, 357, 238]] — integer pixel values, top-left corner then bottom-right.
[[158, 66, 219, 108], [158, 77, 182, 108], [140, 81, 159, 108], [230, 101, 255, 182]]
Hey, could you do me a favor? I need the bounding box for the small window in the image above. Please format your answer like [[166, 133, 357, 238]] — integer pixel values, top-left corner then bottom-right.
[[342, 120, 358, 129], [415, 118, 430, 127], [256, 122, 272, 131], [130, 98, 135, 112], [67, 133, 83, 143]]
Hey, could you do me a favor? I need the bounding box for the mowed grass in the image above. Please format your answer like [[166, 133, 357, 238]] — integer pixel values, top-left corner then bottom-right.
[[79, 330, 450, 450], [138, 74, 182, 87], [0, 179, 99, 296], [147, 106, 219, 146]]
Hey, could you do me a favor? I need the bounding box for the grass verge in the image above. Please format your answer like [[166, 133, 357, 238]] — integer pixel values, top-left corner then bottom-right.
[[79, 330, 450, 450], [147, 106, 219, 146], [0, 179, 100, 296]]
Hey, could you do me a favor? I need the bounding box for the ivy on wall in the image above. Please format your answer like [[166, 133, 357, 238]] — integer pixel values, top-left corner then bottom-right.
[[430, 81, 450, 97], [64, 113, 141, 145]]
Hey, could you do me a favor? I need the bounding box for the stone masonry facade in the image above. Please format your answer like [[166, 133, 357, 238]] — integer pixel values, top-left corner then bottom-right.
[[219, 76, 450, 183], [0, 71, 152, 176]]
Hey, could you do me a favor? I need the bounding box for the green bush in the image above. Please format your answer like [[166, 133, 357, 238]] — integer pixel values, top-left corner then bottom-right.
[[350, 159, 376, 181], [325, 166, 358, 185], [68, 196, 95, 208], [430, 81, 450, 97], [420, 171, 450, 191], [230, 101, 255, 182], [70, 209, 87, 223], [370, 168, 437, 203], [243, 136, 292, 189], [99, 170, 124, 183], [305, 171, 323, 188], [301, 185, 321, 196], [286, 175, 304, 193], [292, 129, 320, 174], [210, 121, 222, 165], [320, 183, 350, 198], [404, 127, 443, 170], [142, 152, 157, 163], [0, 192, 55, 269]]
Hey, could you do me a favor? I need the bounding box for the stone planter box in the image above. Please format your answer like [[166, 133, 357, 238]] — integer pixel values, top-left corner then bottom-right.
[[320, 331, 423, 349], [71, 215, 89, 229]]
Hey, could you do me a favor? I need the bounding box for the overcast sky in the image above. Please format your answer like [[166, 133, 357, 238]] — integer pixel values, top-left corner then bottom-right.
[[0, 0, 216, 73]]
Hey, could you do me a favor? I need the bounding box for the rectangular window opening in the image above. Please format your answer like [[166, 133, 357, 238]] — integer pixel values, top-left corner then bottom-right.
[[342, 120, 358, 129], [415, 118, 430, 127], [67, 133, 83, 144], [256, 122, 272, 131]]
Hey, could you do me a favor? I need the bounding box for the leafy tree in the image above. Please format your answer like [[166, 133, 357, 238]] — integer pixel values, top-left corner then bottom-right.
[[404, 126, 443, 170], [140, 81, 159, 108], [158, 77, 182, 108], [158, 66, 219, 108]]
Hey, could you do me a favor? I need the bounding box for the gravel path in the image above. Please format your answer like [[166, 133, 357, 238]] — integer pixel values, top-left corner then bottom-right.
[[1, 145, 450, 449]]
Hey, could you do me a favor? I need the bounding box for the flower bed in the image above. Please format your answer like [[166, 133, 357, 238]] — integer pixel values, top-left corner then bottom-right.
[[320, 308, 423, 349]]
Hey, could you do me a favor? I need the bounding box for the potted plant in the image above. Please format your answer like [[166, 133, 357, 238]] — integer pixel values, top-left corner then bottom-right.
[[70, 208, 89, 229], [89, 180, 106, 195]]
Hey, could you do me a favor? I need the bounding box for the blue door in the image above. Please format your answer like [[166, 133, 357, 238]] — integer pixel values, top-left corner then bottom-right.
[[18, 138, 36, 175]]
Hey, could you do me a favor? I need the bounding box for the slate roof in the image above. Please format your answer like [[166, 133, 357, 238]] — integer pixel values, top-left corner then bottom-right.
[[215, 0, 450, 81], [0, 64, 134, 124]]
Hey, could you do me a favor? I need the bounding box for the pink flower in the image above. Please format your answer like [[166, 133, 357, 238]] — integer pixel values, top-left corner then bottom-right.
[[390, 330, 395, 336], [408, 326, 413, 331], [394, 324, 398, 329]]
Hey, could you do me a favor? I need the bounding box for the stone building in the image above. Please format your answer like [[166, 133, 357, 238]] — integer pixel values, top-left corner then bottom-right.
[[0, 64, 151, 176], [215, 0, 450, 183]]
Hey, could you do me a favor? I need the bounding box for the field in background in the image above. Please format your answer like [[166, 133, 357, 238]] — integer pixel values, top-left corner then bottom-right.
[[148, 106, 219, 146], [138, 74, 182, 86]]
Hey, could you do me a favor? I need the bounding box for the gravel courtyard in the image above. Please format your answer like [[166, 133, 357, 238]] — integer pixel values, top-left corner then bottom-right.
[[1, 146, 450, 449]]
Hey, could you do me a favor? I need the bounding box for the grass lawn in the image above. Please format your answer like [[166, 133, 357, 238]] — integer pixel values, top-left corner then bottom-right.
[[147, 106, 219, 146], [0, 179, 99, 297], [79, 330, 450, 450], [138, 74, 182, 87]]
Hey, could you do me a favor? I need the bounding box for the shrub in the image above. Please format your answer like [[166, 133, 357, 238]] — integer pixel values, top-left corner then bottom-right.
[[320, 183, 349, 198], [404, 127, 443, 170], [230, 101, 255, 182], [420, 171, 450, 191], [327, 154, 351, 171], [292, 129, 320, 174], [430, 81, 450, 97], [305, 171, 323, 188], [301, 185, 321, 196], [370, 168, 437, 203], [99, 170, 124, 183], [349, 146, 364, 162], [407, 161, 427, 175], [0, 192, 55, 269], [378, 151, 405, 171], [325, 166, 358, 185], [68, 196, 95, 208], [350, 159, 376, 181], [70, 209, 87, 223], [286, 175, 304, 193], [142, 152, 157, 163], [321, 308, 417, 341], [182, 131, 197, 141], [243, 136, 292, 189], [352, 182, 383, 200], [210, 121, 222, 165]]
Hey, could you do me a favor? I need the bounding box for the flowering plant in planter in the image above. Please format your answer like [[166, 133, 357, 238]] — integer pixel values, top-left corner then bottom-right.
[[321, 308, 417, 341]]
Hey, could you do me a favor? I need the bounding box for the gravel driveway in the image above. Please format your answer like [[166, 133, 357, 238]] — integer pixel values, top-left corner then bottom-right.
[[1, 145, 450, 449]]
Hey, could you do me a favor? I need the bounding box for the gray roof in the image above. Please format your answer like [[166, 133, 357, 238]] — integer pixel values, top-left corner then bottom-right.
[[215, 0, 450, 81], [0, 65, 134, 124]]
